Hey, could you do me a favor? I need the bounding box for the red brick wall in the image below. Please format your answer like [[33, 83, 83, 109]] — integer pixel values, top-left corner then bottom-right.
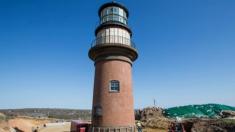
[[92, 59, 135, 127]]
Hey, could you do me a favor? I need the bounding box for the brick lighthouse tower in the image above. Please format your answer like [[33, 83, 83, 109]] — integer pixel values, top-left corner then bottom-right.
[[89, 1, 138, 131]]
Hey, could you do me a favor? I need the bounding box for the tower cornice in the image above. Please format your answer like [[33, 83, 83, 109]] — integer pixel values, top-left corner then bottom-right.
[[88, 44, 138, 63]]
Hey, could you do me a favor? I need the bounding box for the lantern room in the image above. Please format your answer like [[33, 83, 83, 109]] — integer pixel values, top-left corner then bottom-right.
[[92, 2, 133, 47], [99, 2, 129, 25]]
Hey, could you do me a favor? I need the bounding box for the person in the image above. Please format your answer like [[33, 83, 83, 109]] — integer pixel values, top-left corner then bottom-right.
[[136, 121, 142, 132], [168, 122, 186, 132]]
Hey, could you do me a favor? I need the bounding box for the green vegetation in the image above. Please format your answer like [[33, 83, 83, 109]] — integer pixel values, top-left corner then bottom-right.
[[0, 113, 6, 121], [0, 109, 91, 120], [164, 104, 235, 118], [216, 119, 235, 126]]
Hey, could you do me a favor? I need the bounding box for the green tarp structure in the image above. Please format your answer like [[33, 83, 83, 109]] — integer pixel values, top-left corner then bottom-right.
[[164, 104, 235, 118]]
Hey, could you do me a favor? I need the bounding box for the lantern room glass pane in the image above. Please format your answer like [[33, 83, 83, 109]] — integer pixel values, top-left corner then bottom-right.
[[113, 7, 118, 14], [95, 28, 131, 45], [100, 6, 127, 25], [119, 8, 123, 16]]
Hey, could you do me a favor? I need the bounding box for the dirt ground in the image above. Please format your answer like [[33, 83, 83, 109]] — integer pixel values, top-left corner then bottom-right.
[[0, 121, 10, 132], [39, 122, 71, 132], [8, 117, 51, 132], [0, 117, 71, 132], [143, 128, 167, 132]]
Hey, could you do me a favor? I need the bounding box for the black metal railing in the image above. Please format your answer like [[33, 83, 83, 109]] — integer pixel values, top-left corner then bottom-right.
[[91, 35, 136, 49]]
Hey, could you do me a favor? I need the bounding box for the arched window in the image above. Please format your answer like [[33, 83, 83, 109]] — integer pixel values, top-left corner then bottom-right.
[[109, 80, 120, 92]]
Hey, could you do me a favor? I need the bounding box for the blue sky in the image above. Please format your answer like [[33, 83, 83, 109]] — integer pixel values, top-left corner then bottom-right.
[[0, 0, 235, 109]]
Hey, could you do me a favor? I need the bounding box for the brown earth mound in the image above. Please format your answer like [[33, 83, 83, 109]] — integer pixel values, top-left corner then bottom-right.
[[220, 110, 235, 118], [8, 117, 51, 132], [142, 117, 170, 129], [181, 119, 235, 132], [136, 107, 170, 129]]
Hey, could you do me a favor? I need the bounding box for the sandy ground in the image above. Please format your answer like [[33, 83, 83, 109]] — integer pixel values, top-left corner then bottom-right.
[[8, 117, 51, 132], [39, 122, 71, 132], [7, 117, 71, 132], [0, 121, 10, 132], [0, 117, 71, 132]]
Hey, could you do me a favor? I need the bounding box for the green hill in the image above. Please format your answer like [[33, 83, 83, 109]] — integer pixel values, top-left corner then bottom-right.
[[164, 104, 235, 118]]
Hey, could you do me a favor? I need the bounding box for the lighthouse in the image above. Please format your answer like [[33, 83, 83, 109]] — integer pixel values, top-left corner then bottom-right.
[[89, 1, 138, 132]]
